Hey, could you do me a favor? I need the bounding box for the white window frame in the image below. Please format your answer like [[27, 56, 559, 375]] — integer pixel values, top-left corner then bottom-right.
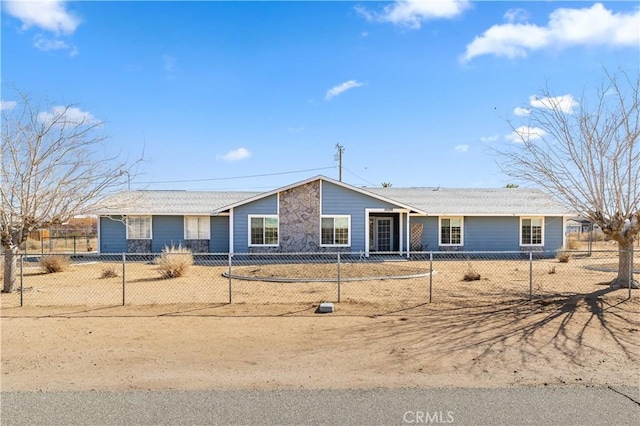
[[248, 215, 279, 247], [126, 216, 152, 239], [520, 217, 544, 246], [184, 216, 210, 240], [438, 216, 463, 246], [320, 215, 351, 247]]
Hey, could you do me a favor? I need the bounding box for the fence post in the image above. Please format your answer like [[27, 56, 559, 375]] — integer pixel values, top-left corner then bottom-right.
[[529, 251, 533, 301], [228, 253, 233, 304], [122, 253, 126, 306], [41, 238, 44, 256], [337, 252, 341, 302], [429, 252, 433, 303], [20, 254, 24, 307], [73, 237, 77, 255]]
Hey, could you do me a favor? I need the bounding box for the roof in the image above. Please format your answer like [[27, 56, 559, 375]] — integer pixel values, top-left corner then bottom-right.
[[364, 187, 572, 216], [96, 176, 572, 217], [96, 190, 261, 215]]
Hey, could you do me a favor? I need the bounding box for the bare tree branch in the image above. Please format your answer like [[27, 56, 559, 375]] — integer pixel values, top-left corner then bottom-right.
[[1, 89, 142, 292], [491, 68, 639, 287]]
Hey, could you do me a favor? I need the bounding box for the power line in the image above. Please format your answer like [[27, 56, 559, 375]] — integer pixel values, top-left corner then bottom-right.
[[133, 166, 336, 185], [343, 167, 377, 187]]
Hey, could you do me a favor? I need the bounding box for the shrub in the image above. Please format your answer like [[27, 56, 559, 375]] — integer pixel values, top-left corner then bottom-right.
[[100, 265, 119, 279], [155, 244, 194, 279], [463, 262, 481, 281], [39, 255, 70, 273], [557, 251, 571, 263]]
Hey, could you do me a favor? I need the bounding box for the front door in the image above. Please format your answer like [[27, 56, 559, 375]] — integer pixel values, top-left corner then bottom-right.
[[370, 217, 394, 252]]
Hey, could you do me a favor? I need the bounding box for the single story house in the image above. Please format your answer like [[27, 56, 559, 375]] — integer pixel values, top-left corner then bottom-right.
[[96, 175, 572, 256], [566, 216, 601, 234]]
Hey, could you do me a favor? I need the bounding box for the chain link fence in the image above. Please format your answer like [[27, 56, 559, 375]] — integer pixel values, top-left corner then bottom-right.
[[20, 235, 98, 256], [1, 250, 637, 310]]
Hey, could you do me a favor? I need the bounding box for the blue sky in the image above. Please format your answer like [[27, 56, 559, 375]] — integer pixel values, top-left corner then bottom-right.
[[2, 1, 639, 191]]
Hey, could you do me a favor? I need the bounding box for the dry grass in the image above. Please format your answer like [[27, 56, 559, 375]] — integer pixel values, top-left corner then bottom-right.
[[100, 265, 119, 279], [557, 251, 571, 263], [155, 245, 194, 279], [39, 255, 71, 273], [462, 261, 481, 281]]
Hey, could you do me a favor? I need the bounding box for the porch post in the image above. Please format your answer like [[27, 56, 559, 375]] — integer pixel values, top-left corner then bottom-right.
[[399, 211, 404, 257], [406, 213, 411, 258], [228, 207, 234, 253]]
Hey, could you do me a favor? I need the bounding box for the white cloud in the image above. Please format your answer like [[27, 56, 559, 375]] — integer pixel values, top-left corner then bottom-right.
[[480, 134, 499, 143], [37, 106, 99, 126], [454, 144, 469, 153], [325, 80, 364, 100], [4, 0, 80, 35], [462, 3, 640, 62], [356, 0, 470, 29], [33, 34, 77, 56], [0, 101, 17, 111], [529, 94, 578, 114], [220, 147, 251, 162], [507, 126, 546, 143], [513, 107, 530, 117]]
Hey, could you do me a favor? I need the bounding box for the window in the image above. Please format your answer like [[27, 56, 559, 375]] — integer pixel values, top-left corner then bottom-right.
[[249, 216, 279, 246], [521, 217, 543, 245], [321, 216, 350, 246], [185, 216, 210, 239], [440, 217, 463, 245], [127, 216, 151, 239]]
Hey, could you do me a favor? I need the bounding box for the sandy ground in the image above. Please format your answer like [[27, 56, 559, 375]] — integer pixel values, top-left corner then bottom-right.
[[2, 292, 639, 392], [2, 250, 635, 308]]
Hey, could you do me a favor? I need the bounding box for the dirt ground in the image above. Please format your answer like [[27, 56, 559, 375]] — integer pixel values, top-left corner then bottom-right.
[[1, 291, 639, 392], [2, 249, 635, 308]]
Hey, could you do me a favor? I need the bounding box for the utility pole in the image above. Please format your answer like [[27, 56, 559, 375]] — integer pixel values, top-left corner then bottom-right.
[[335, 143, 345, 182]]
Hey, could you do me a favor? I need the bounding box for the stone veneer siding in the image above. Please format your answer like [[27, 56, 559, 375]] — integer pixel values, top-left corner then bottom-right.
[[278, 180, 321, 252], [127, 239, 151, 253], [185, 239, 209, 253]]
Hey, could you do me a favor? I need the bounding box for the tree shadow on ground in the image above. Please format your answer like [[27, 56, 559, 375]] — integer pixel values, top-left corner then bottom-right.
[[343, 287, 640, 374]]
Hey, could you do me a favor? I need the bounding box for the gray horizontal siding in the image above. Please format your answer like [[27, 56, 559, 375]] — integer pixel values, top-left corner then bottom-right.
[[151, 216, 184, 252], [464, 216, 521, 251], [322, 181, 401, 252], [210, 216, 229, 253], [233, 194, 278, 252], [99, 216, 127, 253], [410, 216, 564, 253], [410, 216, 438, 251], [544, 217, 564, 251]]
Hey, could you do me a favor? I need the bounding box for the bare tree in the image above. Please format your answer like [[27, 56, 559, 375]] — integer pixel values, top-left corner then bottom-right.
[[1, 91, 136, 293], [495, 69, 639, 288], [381, 182, 393, 187]]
